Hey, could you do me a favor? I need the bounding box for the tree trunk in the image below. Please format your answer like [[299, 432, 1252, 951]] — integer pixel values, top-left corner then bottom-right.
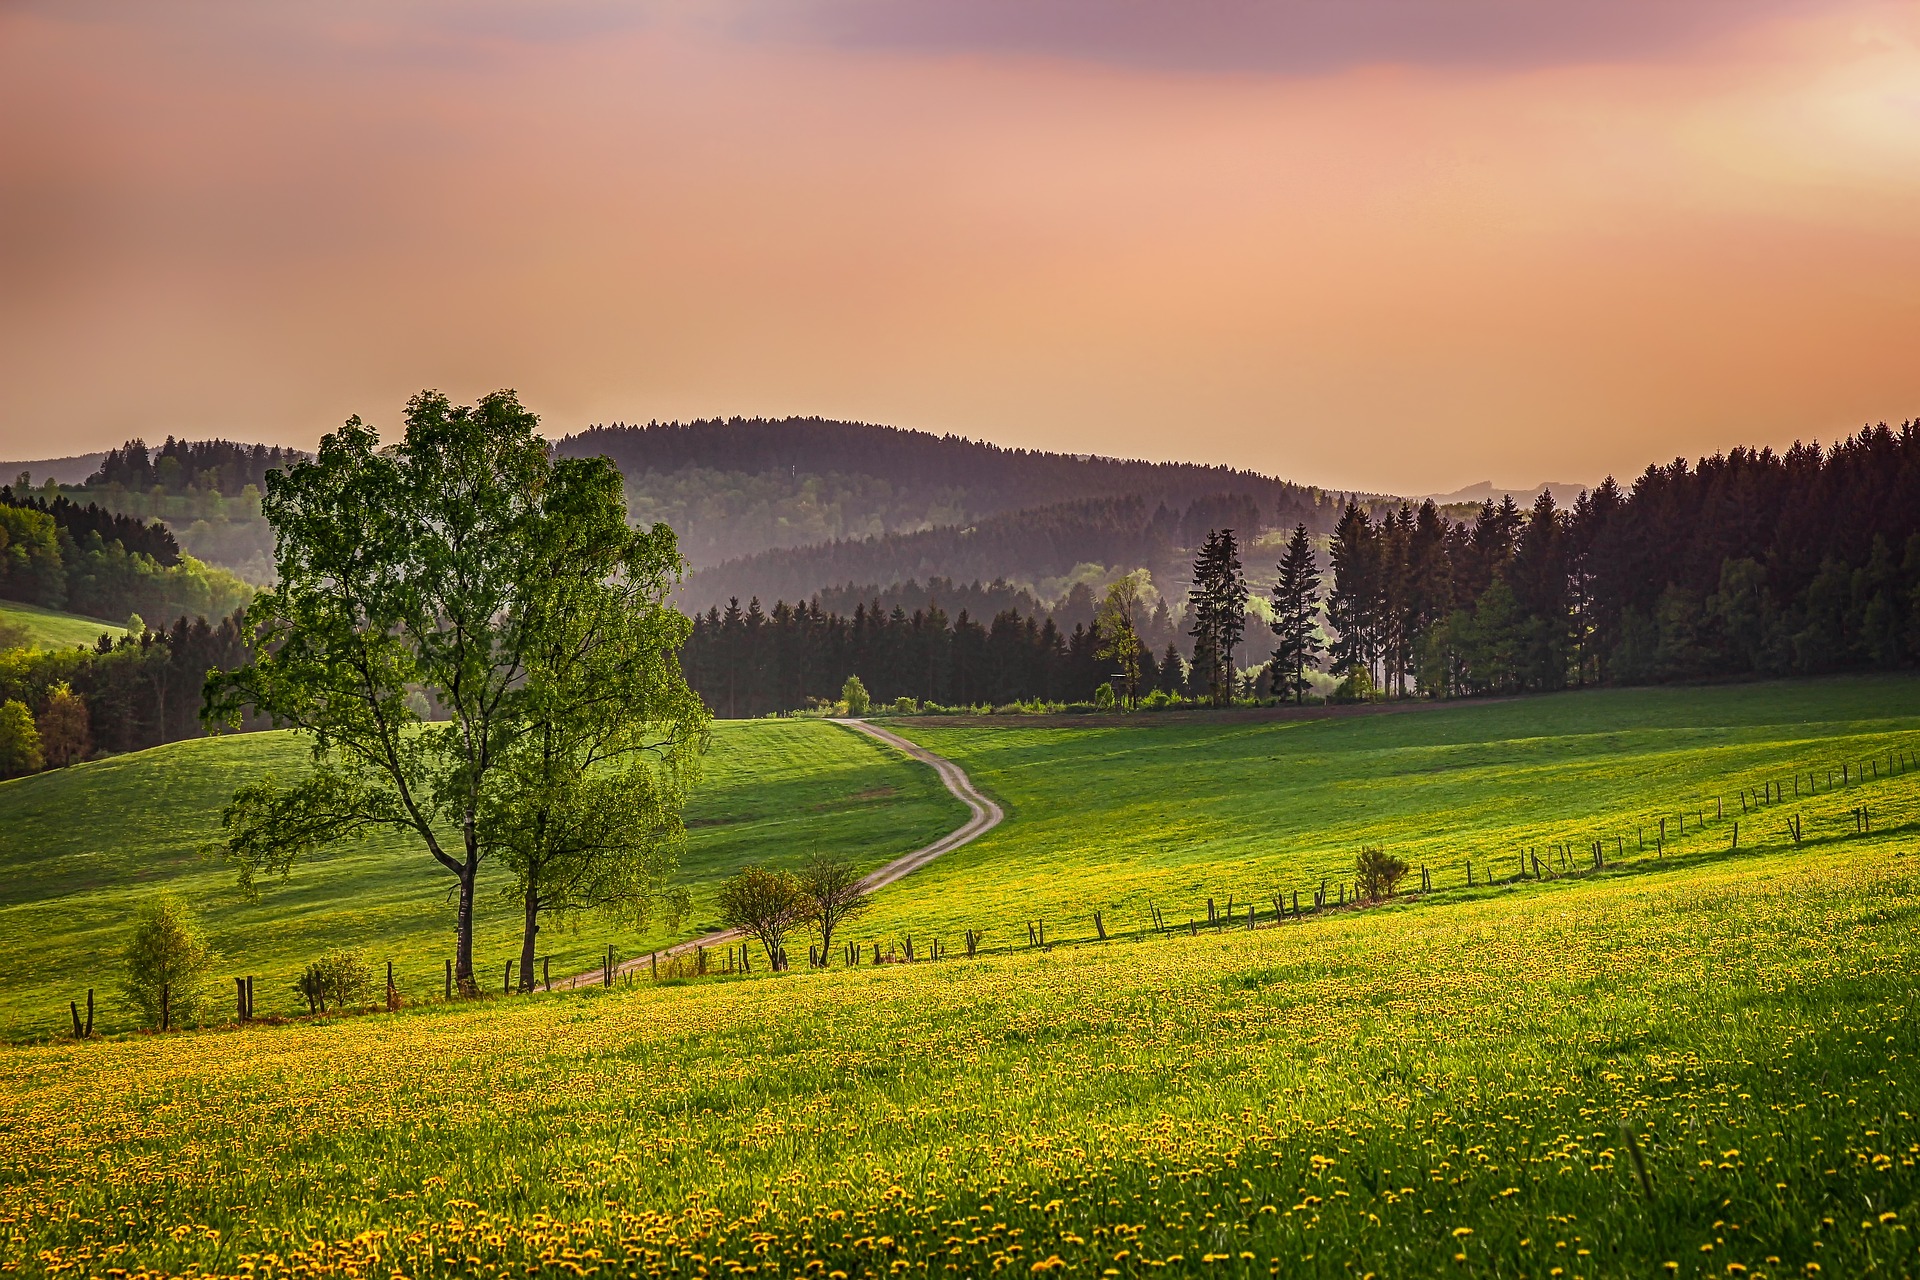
[[455, 861, 478, 994], [518, 884, 540, 994]]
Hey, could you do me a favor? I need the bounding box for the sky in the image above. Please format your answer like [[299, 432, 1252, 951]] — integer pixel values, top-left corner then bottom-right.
[[2, 0, 1918, 494]]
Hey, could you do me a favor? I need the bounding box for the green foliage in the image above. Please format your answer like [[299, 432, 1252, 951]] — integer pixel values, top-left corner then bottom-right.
[[207, 389, 703, 990], [717, 864, 806, 969], [294, 949, 374, 1014], [1094, 572, 1147, 706], [1328, 665, 1376, 704], [840, 674, 870, 715], [119, 895, 213, 1028], [34, 682, 90, 767], [1353, 845, 1408, 900], [1092, 681, 1116, 709], [1267, 523, 1322, 703], [1187, 528, 1250, 707], [0, 698, 42, 777]]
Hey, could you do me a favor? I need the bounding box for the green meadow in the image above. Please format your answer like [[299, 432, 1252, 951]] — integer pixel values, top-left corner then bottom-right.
[[0, 718, 964, 1038], [2, 676, 1919, 1277], [0, 599, 123, 652], [857, 674, 1920, 946]]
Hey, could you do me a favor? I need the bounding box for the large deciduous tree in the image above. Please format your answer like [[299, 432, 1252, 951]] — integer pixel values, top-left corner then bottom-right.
[[483, 464, 708, 992], [205, 390, 704, 993]]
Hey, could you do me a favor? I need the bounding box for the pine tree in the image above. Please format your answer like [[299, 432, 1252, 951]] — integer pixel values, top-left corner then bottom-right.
[[1187, 529, 1249, 707], [1269, 524, 1322, 703], [1325, 502, 1382, 686]]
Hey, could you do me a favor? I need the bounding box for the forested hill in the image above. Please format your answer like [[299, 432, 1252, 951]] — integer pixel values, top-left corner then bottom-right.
[[555, 417, 1338, 571]]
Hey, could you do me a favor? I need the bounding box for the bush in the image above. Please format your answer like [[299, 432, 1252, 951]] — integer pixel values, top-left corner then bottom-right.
[[1355, 846, 1409, 901], [36, 682, 90, 767], [0, 698, 42, 777], [1329, 667, 1378, 704], [295, 949, 375, 1014], [120, 895, 214, 1028], [891, 695, 918, 714], [1093, 682, 1116, 710], [840, 675, 870, 716]]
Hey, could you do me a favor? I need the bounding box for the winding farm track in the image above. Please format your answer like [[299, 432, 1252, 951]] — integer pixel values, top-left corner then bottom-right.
[[563, 719, 1001, 987]]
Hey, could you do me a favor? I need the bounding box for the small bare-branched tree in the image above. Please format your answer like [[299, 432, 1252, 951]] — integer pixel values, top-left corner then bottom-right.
[[799, 853, 870, 965]]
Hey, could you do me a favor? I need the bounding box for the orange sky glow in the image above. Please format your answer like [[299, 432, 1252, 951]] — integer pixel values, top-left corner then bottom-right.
[[2, 1, 1917, 493]]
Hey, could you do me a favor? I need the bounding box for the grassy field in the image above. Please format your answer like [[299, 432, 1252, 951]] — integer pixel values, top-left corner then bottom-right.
[[2, 676, 1918, 1277], [0, 599, 123, 651], [852, 674, 1920, 947], [3, 815, 1915, 1278], [0, 718, 965, 1038]]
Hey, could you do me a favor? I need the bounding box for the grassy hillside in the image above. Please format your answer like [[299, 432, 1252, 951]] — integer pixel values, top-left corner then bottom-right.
[[4, 807, 1915, 1277], [854, 674, 1920, 946], [0, 719, 965, 1038], [4, 676, 1918, 1276], [0, 598, 122, 651]]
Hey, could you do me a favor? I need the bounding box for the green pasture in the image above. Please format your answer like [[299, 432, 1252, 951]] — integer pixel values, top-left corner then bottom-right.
[[855, 673, 1920, 946], [0, 718, 964, 1038], [3, 817, 1915, 1278], [0, 598, 123, 652]]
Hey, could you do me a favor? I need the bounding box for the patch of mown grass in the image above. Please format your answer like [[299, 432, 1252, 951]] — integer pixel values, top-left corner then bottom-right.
[[0, 718, 964, 1037]]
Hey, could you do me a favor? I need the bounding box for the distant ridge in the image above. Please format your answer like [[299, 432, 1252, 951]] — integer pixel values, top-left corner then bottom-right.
[[0, 452, 109, 486], [1420, 480, 1591, 508]]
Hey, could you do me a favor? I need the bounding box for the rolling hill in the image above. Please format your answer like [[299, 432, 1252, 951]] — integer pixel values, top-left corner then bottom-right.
[[4, 675, 1918, 1276], [0, 599, 126, 651], [0, 718, 964, 1038]]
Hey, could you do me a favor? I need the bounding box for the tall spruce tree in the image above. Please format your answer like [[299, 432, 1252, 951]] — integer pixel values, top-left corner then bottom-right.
[[1187, 529, 1249, 707], [1269, 523, 1323, 703], [1325, 501, 1382, 686]]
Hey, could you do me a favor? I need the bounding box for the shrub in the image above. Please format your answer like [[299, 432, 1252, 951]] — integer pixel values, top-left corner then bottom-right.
[[1329, 668, 1377, 704], [891, 695, 918, 714], [295, 949, 376, 1014], [0, 698, 43, 778], [120, 896, 214, 1028], [718, 865, 806, 971], [841, 675, 871, 716], [1093, 682, 1116, 710], [1355, 846, 1409, 901], [36, 682, 91, 767]]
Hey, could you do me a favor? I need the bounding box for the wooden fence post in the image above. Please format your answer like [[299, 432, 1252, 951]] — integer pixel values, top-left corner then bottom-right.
[[88, 988, 95, 1036], [504, 961, 512, 994], [160, 983, 170, 1033], [445, 959, 453, 1000], [1093, 912, 1107, 941], [70, 1000, 83, 1038], [1731, 821, 1738, 850]]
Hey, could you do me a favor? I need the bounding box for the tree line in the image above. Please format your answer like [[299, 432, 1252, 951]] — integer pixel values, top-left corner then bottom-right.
[[83, 437, 308, 497], [682, 423, 1920, 713], [0, 613, 256, 778], [681, 592, 1196, 717], [1292, 423, 1920, 695], [0, 484, 252, 626]]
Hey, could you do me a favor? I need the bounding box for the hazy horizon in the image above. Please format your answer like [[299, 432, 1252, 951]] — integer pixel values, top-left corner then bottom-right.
[[4, 0, 1917, 493]]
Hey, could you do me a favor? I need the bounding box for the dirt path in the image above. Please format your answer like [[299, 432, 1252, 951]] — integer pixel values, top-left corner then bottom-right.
[[562, 718, 1001, 987]]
